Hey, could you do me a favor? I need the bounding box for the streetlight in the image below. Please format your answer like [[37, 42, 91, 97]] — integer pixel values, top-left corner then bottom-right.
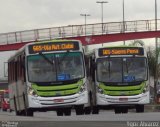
[[96, 1, 108, 34], [155, 0, 158, 49], [80, 14, 90, 35], [122, 0, 126, 45], [155, 0, 158, 103]]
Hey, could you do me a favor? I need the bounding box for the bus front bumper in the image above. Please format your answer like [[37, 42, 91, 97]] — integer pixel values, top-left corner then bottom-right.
[[28, 91, 88, 108], [96, 91, 150, 105]]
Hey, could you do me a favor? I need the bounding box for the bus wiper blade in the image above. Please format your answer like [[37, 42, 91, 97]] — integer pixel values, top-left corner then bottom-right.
[[39, 52, 53, 65], [108, 59, 111, 78], [126, 60, 128, 74]]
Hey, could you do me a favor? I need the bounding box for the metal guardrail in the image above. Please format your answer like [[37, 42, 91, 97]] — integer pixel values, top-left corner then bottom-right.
[[0, 19, 159, 45]]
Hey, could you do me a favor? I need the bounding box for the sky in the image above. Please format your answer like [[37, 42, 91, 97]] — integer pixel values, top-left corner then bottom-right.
[[0, 0, 157, 33]]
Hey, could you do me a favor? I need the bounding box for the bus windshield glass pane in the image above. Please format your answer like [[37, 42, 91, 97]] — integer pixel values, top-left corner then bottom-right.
[[123, 57, 147, 82], [97, 57, 147, 83], [27, 52, 84, 82], [97, 58, 122, 82], [56, 52, 84, 81]]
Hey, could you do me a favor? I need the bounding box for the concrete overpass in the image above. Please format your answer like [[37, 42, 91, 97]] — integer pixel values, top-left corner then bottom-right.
[[0, 19, 160, 51]]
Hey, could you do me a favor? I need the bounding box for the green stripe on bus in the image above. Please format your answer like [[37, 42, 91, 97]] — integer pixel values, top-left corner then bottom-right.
[[99, 82, 145, 91], [31, 79, 83, 96], [99, 82, 146, 96], [37, 89, 79, 96], [104, 90, 142, 96], [32, 80, 83, 91]]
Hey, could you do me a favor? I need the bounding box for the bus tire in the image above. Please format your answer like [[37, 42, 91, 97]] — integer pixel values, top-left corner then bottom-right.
[[92, 106, 99, 114], [121, 107, 128, 113], [136, 105, 144, 113], [75, 105, 84, 115], [20, 110, 26, 116], [84, 107, 91, 115], [56, 109, 63, 116], [64, 108, 71, 116], [114, 108, 121, 114], [26, 109, 34, 116]]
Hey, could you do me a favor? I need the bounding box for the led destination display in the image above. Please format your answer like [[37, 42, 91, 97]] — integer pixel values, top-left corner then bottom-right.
[[98, 47, 144, 56], [29, 41, 79, 54]]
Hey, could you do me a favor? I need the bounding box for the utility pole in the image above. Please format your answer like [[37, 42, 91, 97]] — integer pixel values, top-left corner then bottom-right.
[[80, 14, 90, 35], [96, 1, 108, 34], [123, 0, 125, 45], [155, 0, 158, 103]]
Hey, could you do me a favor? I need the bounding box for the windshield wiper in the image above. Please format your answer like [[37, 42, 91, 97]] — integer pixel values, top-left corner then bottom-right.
[[39, 52, 53, 65], [108, 59, 111, 78], [126, 60, 129, 74], [56, 56, 61, 72]]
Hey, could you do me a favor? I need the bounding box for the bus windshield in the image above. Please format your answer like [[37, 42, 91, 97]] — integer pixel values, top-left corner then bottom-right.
[[97, 57, 147, 83], [27, 52, 84, 83]]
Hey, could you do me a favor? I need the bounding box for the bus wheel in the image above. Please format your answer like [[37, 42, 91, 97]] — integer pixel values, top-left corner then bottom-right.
[[20, 110, 26, 116], [26, 109, 33, 116], [92, 106, 99, 114], [114, 108, 121, 114], [121, 107, 128, 113], [64, 108, 71, 116], [56, 109, 63, 116], [136, 105, 144, 113], [75, 105, 84, 115], [84, 107, 91, 115]]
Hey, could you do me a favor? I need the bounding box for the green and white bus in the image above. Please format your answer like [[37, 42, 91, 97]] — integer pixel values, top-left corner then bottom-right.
[[86, 46, 150, 114], [8, 40, 90, 116]]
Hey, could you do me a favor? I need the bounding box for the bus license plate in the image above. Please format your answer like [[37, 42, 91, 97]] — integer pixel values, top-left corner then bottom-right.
[[53, 99, 64, 103], [119, 98, 128, 101]]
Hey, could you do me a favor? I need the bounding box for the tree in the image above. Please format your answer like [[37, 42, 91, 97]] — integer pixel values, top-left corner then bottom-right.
[[147, 46, 160, 103]]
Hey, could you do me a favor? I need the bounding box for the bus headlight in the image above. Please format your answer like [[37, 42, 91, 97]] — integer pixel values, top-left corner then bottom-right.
[[96, 86, 103, 94], [143, 83, 149, 93], [79, 83, 87, 93], [28, 87, 38, 97]]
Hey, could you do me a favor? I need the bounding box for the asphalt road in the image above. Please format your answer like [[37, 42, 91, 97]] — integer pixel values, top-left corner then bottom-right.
[[0, 110, 160, 127]]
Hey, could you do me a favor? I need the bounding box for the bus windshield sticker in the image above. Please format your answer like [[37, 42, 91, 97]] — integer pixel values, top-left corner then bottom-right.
[[58, 73, 70, 81], [123, 75, 135, 82]]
